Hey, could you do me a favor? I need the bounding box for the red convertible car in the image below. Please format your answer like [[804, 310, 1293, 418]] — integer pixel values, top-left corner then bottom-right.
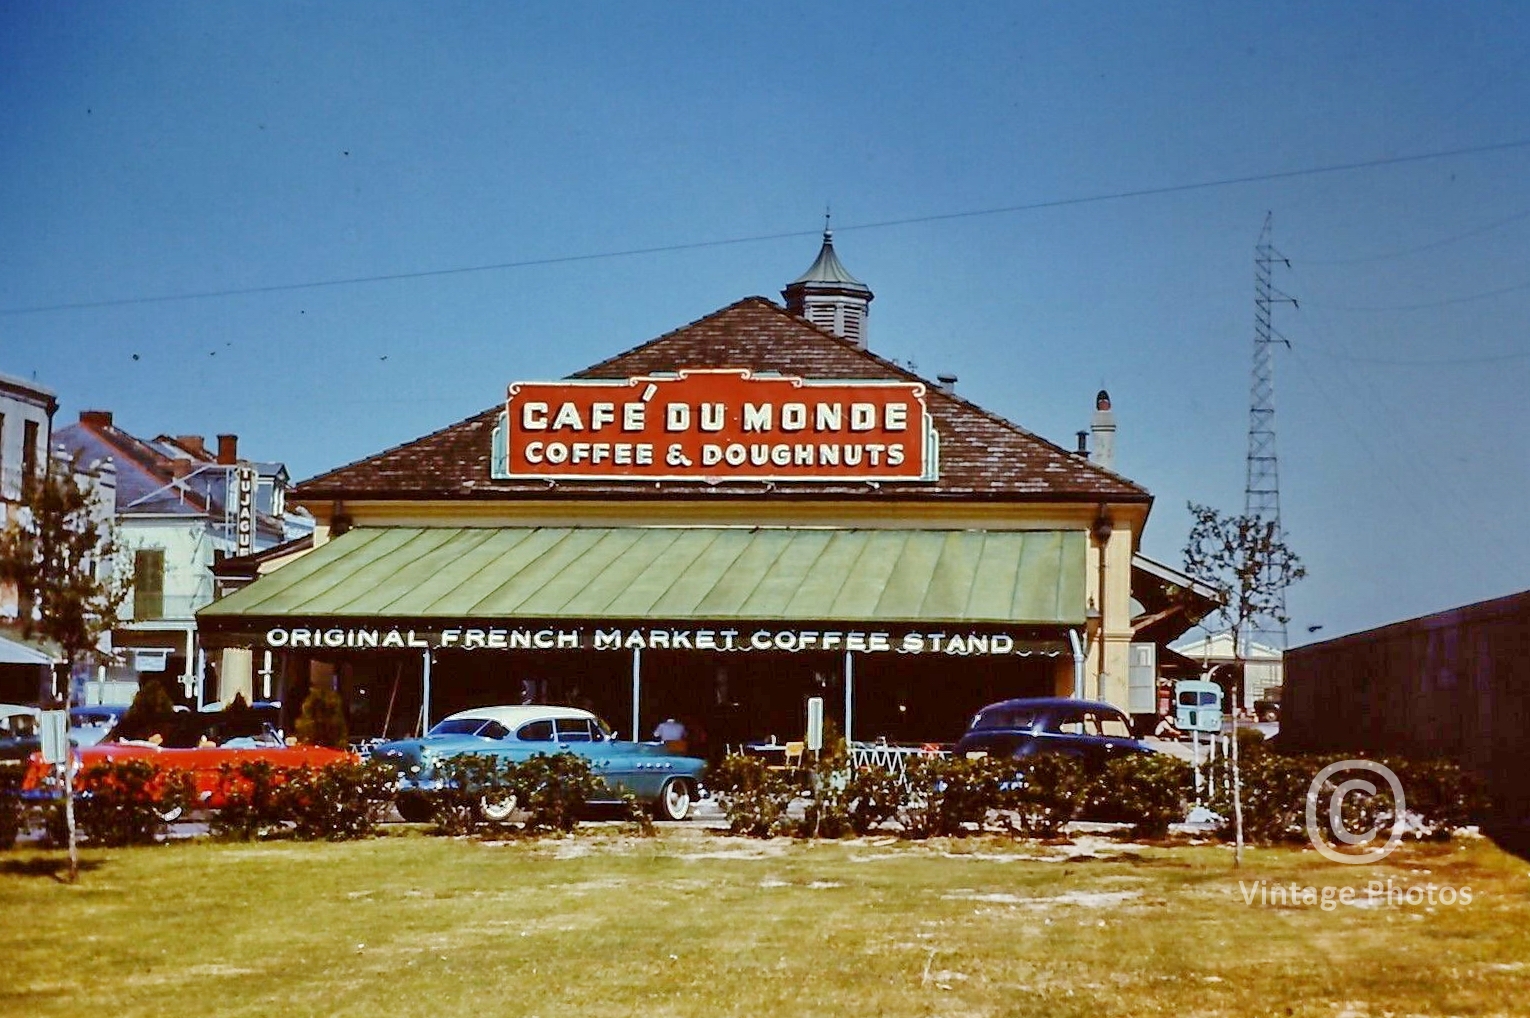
[[22, 709, 354, 810]]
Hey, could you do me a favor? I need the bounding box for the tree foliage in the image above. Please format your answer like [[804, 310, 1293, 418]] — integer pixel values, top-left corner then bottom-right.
[[295, 682, 349, 748], [0, 456, 130, 880], [1181, 501, 1305, 650], [0, 457, 128, 678], [1181, 501, 1304, 866], [114, 676, 180, 742]]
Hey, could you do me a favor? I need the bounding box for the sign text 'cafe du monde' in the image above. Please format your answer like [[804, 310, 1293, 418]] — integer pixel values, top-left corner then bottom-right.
[[496, 367, 939, 482]]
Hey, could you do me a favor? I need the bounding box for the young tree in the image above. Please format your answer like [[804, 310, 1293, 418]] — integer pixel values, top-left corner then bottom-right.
[[295, 682, 349, 749], [1181, 501, 1304, 867], [0, 455, 130, 882]]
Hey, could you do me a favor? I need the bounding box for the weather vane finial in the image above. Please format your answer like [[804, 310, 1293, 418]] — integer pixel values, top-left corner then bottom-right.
[[824, 204, 832, 236]]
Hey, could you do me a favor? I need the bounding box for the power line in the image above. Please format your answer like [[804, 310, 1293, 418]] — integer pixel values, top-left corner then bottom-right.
[[1301, 348, 1529, 366], [1296, 206, 1530, 266], [1301, 275, 1530, 312], [5, 137, 1529, 317]]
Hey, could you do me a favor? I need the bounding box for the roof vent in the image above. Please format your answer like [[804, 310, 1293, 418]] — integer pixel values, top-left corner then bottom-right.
[[936, 374, 958, 395]]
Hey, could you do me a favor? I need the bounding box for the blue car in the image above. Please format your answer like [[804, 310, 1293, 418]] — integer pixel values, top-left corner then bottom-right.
[[372, 705, 706, 822], [952, 697, 1149, 770]]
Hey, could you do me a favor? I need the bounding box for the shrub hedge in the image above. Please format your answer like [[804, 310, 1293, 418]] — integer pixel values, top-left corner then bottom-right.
[[1205, 746, 1487, 845], [429, 752, 630, 837], [72, 759, 194, 847], [710, 745, 1480, 844], [9, 743, 1483, 850], [0, 761, 23, 850]]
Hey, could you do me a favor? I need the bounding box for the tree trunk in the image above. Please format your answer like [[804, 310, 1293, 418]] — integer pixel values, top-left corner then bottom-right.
[[1230, 642, 1245, 868], [61, 659, 79, 883]]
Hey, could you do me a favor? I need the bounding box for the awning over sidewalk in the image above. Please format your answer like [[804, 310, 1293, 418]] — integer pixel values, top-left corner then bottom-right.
[[198, 526, 1086, 629], [0, 630, 59, 665]]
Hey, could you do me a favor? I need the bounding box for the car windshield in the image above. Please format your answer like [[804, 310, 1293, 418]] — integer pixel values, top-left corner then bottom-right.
[[971, 706, 1039, 730], [2, 714, 38, 737]]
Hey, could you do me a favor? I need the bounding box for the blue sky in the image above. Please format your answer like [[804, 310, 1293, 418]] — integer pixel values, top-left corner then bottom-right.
[[3, 2, 1527, 640]]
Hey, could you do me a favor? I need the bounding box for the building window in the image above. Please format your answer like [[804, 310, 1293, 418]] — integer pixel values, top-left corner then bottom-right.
[[22, 419, 39, 480], [133, 548, 165, 621]]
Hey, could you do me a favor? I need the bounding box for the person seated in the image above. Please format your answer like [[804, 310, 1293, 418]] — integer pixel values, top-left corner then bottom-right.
[[1152, 714, 1184, 740]]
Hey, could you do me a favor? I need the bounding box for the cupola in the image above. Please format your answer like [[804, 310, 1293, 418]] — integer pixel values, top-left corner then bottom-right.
[[782, 226, 874, 348]]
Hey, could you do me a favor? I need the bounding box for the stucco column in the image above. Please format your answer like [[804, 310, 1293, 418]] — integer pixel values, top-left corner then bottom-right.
[[1085, 517, 1135, 711]]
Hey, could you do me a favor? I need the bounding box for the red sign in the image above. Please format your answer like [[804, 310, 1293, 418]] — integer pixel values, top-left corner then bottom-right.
[[502, 369, 937, 482]]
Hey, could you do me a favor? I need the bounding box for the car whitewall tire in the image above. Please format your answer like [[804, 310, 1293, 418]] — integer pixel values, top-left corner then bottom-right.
[[478, 791, 518, 823], [654, 778, 693, 822]]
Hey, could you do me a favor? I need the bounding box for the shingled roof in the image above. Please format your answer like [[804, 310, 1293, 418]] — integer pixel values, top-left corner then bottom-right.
[[295, 298, 1151, 504]]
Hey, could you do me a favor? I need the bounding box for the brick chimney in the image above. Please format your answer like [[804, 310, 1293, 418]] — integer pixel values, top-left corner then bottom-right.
[[216, 434, 238, 465], [177, 435, 209, 459], [80, 410, 113, 429]]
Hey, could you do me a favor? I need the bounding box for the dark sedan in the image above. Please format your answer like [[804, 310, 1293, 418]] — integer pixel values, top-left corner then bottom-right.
[[952, 697, 1150, 770]]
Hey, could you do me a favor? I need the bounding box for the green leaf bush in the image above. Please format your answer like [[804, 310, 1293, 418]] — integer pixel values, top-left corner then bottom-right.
[[1082, 753, 1192, 838], [431, 754, 508, 835], [998, 753, 1090, 838], [1205, 747, 1487, 845], [428, 753, 606, 836], [208, 760, 285, 841], [72, 759, 193, 846], [509, 753, 605, 834], [709, 753, 798, 837], [799, 760, 905, 838], [281, 761, 395, 840], [0, 761, 22, 850]]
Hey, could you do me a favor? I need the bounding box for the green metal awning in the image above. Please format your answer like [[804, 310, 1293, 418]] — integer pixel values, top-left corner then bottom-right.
[[199, 526, 1086, 627]]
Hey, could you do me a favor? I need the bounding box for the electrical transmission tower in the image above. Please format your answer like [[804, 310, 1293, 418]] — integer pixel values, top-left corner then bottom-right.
[[1244, 212, 1296, 658]]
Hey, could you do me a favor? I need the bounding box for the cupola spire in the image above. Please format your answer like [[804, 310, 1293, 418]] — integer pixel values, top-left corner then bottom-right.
[[782, 219, 874, 348]]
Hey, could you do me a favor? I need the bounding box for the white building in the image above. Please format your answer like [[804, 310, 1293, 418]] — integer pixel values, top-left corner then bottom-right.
[[1172, 630, 1284, 709], [51, 411, 311, 706]]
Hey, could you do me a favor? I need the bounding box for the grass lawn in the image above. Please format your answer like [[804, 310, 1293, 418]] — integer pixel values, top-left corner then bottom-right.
[[2, 827, 1527, 1017]]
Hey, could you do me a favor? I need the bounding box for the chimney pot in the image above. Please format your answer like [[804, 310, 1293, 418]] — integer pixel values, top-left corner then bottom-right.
[[80, 410, 113, 429], [1090, 390, 1117, 471], [216, 434, 238, 465], [936, 373, 959, 394], [1075, 431, 1089, 456]]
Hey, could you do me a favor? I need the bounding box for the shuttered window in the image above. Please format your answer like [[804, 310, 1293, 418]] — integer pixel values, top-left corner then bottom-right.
[[133, 548, 165, 621]]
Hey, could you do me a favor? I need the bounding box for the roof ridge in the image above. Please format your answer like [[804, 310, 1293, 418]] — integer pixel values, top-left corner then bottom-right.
[[62, 420, 216, 514], [574, 297, 780, 377]]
